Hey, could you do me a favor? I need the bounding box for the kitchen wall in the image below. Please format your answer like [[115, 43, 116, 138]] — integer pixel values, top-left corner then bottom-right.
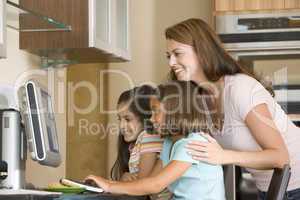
[[0, 28, 67, 187], [106, 0, 213, 174], [66, 63, 109, 181]]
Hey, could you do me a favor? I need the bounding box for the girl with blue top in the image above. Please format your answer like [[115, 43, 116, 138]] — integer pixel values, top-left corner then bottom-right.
[[85, 81, 226, 200]]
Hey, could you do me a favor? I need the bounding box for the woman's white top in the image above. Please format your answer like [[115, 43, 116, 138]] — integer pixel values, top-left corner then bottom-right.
[[214, 73, 300, 192]]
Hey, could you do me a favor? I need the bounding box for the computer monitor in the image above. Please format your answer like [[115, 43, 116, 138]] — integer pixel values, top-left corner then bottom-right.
[[18, 80, 61, 167]]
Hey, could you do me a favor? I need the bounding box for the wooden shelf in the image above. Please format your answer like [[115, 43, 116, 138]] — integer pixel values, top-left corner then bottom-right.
[[214, 8, 300, 15], [214, 0, 300, 15]]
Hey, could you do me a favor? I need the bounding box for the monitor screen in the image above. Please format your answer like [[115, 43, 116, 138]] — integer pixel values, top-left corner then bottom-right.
[[18, 80, 61, 167], [41, 90, 59, 153]]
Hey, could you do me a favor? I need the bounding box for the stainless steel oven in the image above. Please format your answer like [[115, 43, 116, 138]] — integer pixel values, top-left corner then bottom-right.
[[216, 12, 300, 53], [215, 11, 300, 118]]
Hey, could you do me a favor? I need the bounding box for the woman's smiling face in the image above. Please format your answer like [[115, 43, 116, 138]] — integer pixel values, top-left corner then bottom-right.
[[166, 39, 208, 83]]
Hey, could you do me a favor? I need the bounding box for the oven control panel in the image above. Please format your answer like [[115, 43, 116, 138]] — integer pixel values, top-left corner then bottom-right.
[[238, 16, 300, 30]]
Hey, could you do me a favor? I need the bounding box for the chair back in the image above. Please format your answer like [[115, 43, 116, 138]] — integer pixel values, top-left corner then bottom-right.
[[265, 164, 291, 200]]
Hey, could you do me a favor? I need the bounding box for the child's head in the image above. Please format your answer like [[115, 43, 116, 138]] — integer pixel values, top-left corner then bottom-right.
[[111, 85, 155, 180], [150, 80, 217, 137], [117, 85, 155, 142]]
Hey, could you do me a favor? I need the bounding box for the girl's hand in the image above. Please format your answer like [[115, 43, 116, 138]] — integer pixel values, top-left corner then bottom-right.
[[120, 172, 138, 182], [84, 175, 111, 192], [186, 134, 229, 165]]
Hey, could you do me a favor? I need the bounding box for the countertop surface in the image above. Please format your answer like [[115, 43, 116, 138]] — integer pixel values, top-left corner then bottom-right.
[[0, 189, 147, 200]]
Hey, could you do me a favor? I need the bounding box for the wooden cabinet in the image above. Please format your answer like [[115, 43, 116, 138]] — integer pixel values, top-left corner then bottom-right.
[[285, 0, 300, 8], [235, 0, 284, 10], [215, 0, 234, 11], [19, 0, 130, 63], [215, 0, 300, 12], [0, 0, 6, 58]]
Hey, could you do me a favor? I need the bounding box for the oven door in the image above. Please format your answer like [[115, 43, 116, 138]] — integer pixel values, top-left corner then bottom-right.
[[219, 31, 300, 52], [220, 41, 300, 200]]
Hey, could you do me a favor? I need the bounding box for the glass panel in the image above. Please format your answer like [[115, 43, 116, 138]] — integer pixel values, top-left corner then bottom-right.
[[40, 56, 77, 68], [7, 0, 71, 32]]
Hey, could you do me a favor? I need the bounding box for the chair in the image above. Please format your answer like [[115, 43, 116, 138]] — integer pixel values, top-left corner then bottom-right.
[[265, 164, 291, 200]]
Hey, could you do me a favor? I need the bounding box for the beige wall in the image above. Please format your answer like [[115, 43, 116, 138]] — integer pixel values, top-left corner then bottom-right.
[[106, 0, 213, 174], [0, 28, 66, 187], [66, 64, 109, 180]]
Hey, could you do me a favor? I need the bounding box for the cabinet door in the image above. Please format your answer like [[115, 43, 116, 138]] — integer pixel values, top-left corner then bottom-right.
[[89, 0, 111, 51], [235, 0, 284, 10], [285, 0, 300, 9], [89, 0, 130, 61], [215, 0, 235, 11], [0, 0, 6, 58], [215, 0, 285, 11], [114, 0, 130, 60]]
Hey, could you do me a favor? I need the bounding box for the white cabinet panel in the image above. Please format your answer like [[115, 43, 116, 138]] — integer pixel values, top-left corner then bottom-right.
[[0, 0, 6, 58], [89, 0, 130, 61]]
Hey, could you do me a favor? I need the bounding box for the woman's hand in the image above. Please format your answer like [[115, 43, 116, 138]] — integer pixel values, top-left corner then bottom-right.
[[84, 175, 112, 192], [120, 172, 138, 182], [186, 134, 229, 165]]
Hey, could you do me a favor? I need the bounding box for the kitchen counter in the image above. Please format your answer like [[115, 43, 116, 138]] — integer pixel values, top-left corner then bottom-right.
[[0, 189, 60, 200], [0, 190, 147, 200], [55, 194, 147, 200]]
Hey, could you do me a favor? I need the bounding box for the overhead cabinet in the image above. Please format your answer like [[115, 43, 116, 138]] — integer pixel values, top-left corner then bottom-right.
[[19, 0, 130, 63], [214, 0, 300, 12], [285, 0, 300, 9]]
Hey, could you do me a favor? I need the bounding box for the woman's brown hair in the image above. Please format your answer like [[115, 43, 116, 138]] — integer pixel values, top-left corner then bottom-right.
[[154, 81, 219, 137], [165, 18, 273, 96]]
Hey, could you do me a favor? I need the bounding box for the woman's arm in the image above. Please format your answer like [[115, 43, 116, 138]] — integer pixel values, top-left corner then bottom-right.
[[186, 104, 289, 169], [85, 160, 191, 196], [230, 103, 289, 169]]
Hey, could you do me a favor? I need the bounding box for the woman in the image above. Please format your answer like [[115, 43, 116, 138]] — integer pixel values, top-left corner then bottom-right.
[[112, 85, 170, 200], [164, 18, 300, 199]]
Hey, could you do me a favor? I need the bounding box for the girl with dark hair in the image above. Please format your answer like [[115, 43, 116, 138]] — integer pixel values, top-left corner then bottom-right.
[[85, 81, 226, 200], [164, 18, 300, 199], [111, 85, 171, 200]]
